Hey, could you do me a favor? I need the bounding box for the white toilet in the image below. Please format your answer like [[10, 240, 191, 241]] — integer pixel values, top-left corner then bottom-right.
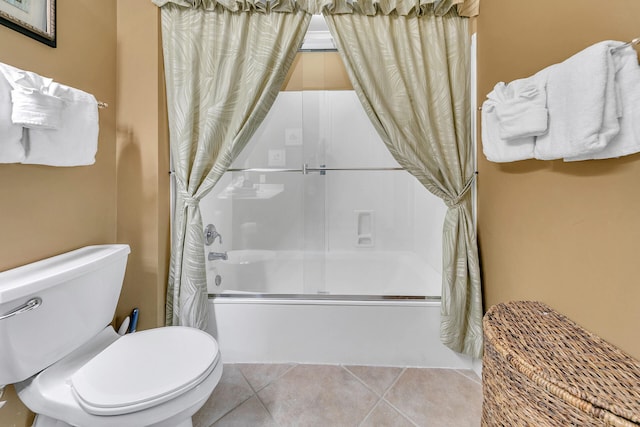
[[0, 244, 223, 427]]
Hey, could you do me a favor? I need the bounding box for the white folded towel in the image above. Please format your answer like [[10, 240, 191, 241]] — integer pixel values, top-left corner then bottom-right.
[[481, 98, 535, 163], [566, 46, 640, 161], [0, 62, 63, 129], [23, 81, 99, 167], [11, 88, 64, 130], [0, 61, 99, 167], [0, 63, 26, 163], [534, 41, 623, 160], [494, 79, 548, 140]]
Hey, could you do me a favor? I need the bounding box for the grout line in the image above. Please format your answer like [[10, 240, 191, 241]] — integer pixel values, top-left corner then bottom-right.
[[258, 363, 298, 392], [237, 363, 298, 427], [254, 389, 282, 427], [380, 368, 421, 427], [204, 364, 259, 426], [341, 365, 406, 398], [237, 364, 260, 394], [357, 397, 384, 427], [339, 366, 384, 427], [341, 365, 384, 397], [380, 367, 406, 399], [383, 400, 421, 427], [209, 393, 255, 427], [454, 368, 482, 386], [238, 363, 299, 394], [343, 366, 419, 427]]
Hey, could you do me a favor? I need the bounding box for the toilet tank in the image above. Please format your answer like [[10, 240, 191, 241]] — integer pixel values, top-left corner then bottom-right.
[[0, 244, 130, 386]]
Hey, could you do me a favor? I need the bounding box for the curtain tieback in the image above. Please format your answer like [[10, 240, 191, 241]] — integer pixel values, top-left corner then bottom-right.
[[174, 176, 200, 207], [445, 172, 477, 208]]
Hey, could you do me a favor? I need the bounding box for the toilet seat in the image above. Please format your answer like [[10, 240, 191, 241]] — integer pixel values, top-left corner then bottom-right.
[[70, 326, 219, 416]]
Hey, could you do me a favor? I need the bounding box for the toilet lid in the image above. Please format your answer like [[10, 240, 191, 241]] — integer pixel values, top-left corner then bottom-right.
[[70, 326, 220, 416]]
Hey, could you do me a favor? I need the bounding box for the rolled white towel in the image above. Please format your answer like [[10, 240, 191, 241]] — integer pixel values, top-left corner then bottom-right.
[[0, 62, 63, 130], [11, 88, 64, 130], [0, 63, 25, 163], [481, 98, 535, 163], [535, 41, 623, 160], [565, 46, 640, 161], [494, 79, 548, 140]]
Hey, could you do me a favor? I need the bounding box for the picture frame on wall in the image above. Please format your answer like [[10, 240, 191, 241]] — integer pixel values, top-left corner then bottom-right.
[[0, 0, 56, 47]]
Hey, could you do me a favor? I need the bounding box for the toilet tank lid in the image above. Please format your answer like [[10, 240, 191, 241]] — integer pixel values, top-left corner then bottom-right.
[[0, 245, 130, 304]]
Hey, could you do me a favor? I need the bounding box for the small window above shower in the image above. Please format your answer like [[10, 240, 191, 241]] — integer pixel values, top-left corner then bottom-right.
[[300, 15, 336, 52]]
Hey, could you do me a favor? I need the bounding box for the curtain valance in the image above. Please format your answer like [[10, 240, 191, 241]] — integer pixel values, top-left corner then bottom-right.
[[152, 0, 478, 17]]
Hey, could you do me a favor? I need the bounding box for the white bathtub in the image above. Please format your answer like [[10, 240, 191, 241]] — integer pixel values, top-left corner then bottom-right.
[[206, 250, 441, 297], [205, 250, 473, 369], [207, 298, 473, 369]]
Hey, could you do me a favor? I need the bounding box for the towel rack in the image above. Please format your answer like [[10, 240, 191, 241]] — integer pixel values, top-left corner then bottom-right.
[[97, 101, 108, 109], [611, 37, 640, 53]]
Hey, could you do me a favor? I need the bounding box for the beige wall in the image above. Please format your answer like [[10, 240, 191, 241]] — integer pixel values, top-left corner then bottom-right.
[[477, 0, 640, 359], [115, 0, 169, 333], [0, 2, 117, 425], [283, 52, 352, 91], [0, 2, 168, 425], [0, 3, 117, 268]]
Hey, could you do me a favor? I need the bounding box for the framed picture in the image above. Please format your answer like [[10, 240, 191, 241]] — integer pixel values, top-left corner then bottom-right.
[[0, 0, 56, 47]]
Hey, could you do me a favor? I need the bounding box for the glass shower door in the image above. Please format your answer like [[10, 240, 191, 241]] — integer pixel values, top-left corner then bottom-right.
[[199, 55, 446, 298]]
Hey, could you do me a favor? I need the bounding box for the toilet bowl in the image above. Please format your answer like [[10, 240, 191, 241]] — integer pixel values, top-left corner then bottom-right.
[[17, 326, 223, 427], [0, 244, 222, 427]]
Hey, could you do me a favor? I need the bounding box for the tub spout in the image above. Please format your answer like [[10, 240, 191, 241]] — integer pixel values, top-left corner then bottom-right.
[[208, 251, 228, 261]]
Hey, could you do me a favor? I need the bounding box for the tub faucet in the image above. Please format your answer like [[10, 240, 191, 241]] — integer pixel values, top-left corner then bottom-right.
[[208, 251, 228, 261]]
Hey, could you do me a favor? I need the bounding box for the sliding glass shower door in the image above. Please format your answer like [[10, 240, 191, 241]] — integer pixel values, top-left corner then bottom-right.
[[199, 85, 446, 298]]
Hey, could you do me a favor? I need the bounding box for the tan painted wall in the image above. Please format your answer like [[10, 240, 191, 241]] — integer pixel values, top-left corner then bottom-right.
[[283, 52, 352, 91], [0, 1, 117, 425], [0, 2, 169, 425], [477, 0, 640, 359], [115, 0, 169, 332]]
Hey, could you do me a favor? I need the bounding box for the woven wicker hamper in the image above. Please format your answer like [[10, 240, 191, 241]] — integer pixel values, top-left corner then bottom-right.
[[482, 301, 640, 426]]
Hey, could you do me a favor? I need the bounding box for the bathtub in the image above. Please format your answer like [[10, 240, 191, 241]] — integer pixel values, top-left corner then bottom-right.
[[205, 250, 474, 369], [206, 250, 441, 296]]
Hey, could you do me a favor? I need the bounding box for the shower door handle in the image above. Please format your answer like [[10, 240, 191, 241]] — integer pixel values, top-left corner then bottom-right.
[[302, 163, 327, 175]]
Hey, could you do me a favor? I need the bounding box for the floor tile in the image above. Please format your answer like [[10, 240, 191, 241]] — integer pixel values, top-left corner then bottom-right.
[[344, 365, 404, 396], [238, 363, 296, 391], [384, 368, 482, 427], [257, 364, 379, 427], [193, 364, 255, 427], [213, 396, 278, 427], [360, 400, 416, 427]]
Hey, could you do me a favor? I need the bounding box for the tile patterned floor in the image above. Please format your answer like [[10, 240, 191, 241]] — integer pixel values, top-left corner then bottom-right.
[[194, 364, 482, 427]]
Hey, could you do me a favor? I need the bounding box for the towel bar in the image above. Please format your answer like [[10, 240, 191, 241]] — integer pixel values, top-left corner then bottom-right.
[[611, 37, 640, 53]]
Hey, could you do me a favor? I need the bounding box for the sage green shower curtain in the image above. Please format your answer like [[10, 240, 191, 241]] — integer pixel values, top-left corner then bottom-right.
[[153, 0, 481, 358], [153, 0, 310, 328], [323, 7, 483, 357]]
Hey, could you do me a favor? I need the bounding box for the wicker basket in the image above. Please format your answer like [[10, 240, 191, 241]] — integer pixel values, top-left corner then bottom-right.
[[482, 301, 640, 426]]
